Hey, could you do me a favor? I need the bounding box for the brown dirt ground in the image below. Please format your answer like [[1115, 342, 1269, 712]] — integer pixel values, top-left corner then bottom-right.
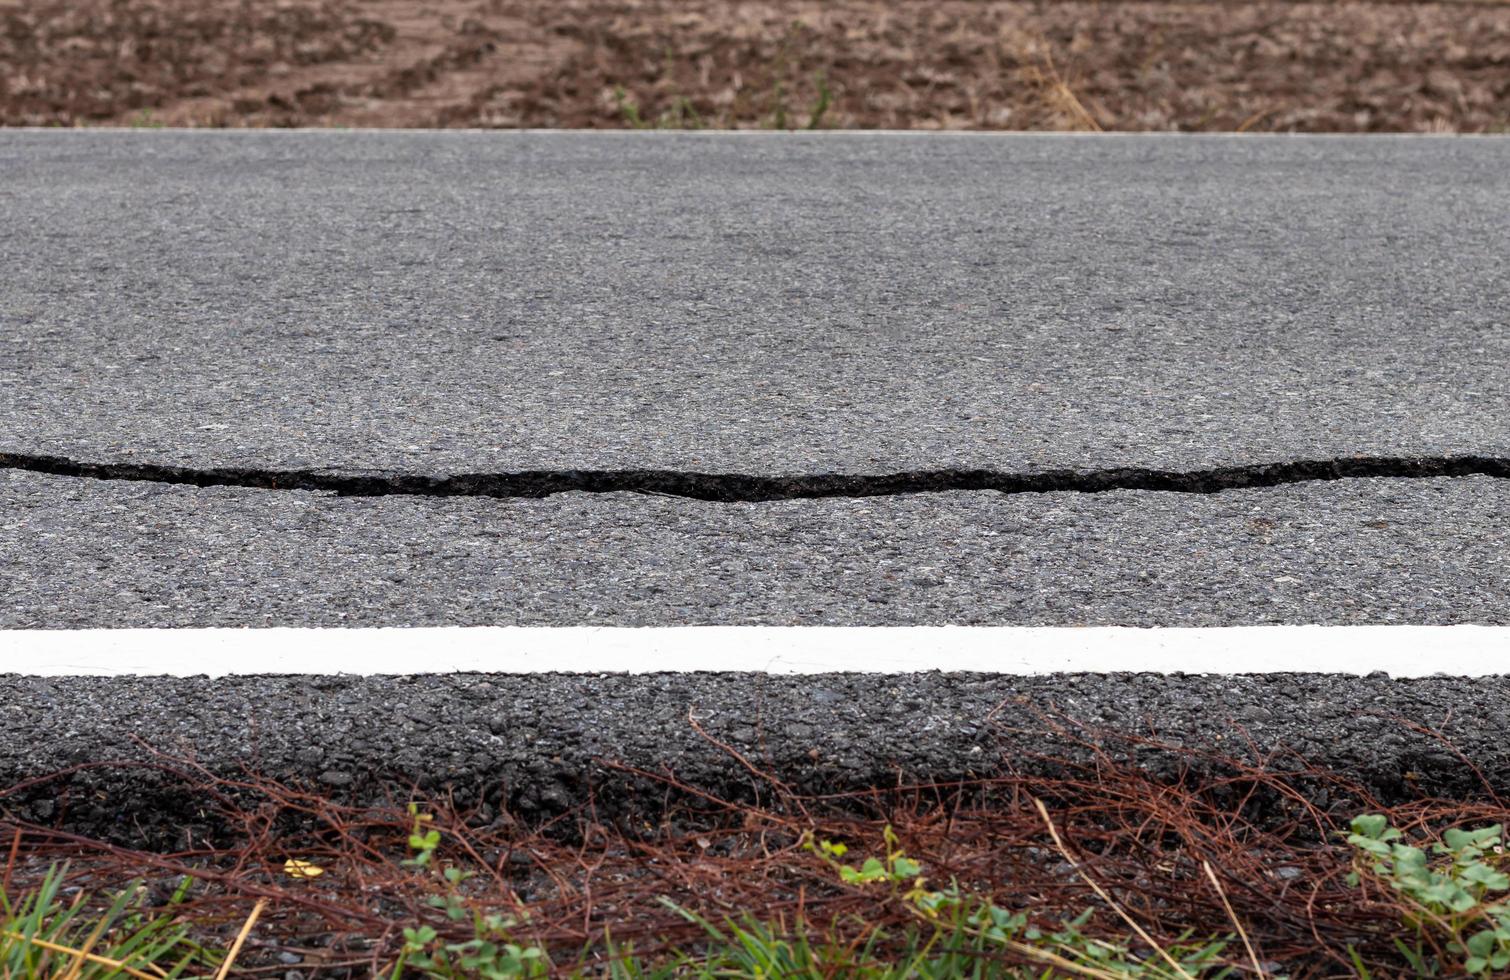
[[2, 0, 1508, 131]]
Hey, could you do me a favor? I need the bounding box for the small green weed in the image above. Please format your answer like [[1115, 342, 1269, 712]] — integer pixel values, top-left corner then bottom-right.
[[801, 826, 1238, 978], [614, 75, 831, 131], [392, 816, 1246, 977], [612, 87, 702, 130], [1347, 814, 1510, 975], [611, 25, 833, 135], [806, 71, 833, 129], [127, 109, 163, 129], [392, 807, 549, 979], [762, 72, 831, 130], [612, 86, 647, 129]]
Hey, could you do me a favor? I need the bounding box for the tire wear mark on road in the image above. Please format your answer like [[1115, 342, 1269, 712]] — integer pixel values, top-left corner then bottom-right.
[[2, 452, 1508, 502]]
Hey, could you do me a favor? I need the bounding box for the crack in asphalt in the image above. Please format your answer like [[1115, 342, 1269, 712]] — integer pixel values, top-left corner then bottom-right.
[[2, 451, 1508, 502]]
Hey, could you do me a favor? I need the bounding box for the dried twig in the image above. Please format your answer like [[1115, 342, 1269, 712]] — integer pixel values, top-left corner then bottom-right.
[[1033, 797, 1194, 979], [1204, 859, 1265, 977], [216, 899, 267, 980]]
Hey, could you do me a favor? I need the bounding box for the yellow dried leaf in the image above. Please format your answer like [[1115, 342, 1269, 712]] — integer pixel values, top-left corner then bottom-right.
[[283, 859, 325, 879]]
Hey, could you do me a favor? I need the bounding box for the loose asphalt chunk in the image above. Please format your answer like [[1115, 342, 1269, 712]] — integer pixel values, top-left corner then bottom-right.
[[1, 131, 1506, 476]]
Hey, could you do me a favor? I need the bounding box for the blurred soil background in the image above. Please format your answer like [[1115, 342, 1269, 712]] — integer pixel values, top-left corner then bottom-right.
[[2, 0, 1508, 131]]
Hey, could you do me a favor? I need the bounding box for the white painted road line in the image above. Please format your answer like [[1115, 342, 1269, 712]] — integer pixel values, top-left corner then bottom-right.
[[0, 626, 1505, 677]]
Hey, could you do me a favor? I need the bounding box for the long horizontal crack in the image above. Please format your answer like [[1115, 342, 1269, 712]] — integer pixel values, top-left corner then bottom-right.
[[1, 451, 1508, 502]]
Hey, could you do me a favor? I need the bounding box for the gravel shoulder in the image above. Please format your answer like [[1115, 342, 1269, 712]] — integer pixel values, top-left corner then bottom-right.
[[4, 670, 1508, 843]]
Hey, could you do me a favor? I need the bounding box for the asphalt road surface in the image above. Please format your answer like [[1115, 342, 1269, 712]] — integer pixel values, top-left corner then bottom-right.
[[1, 132, 1506, 475], [1, 132, 1508, 833], [2, 470, 1507, 627]]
